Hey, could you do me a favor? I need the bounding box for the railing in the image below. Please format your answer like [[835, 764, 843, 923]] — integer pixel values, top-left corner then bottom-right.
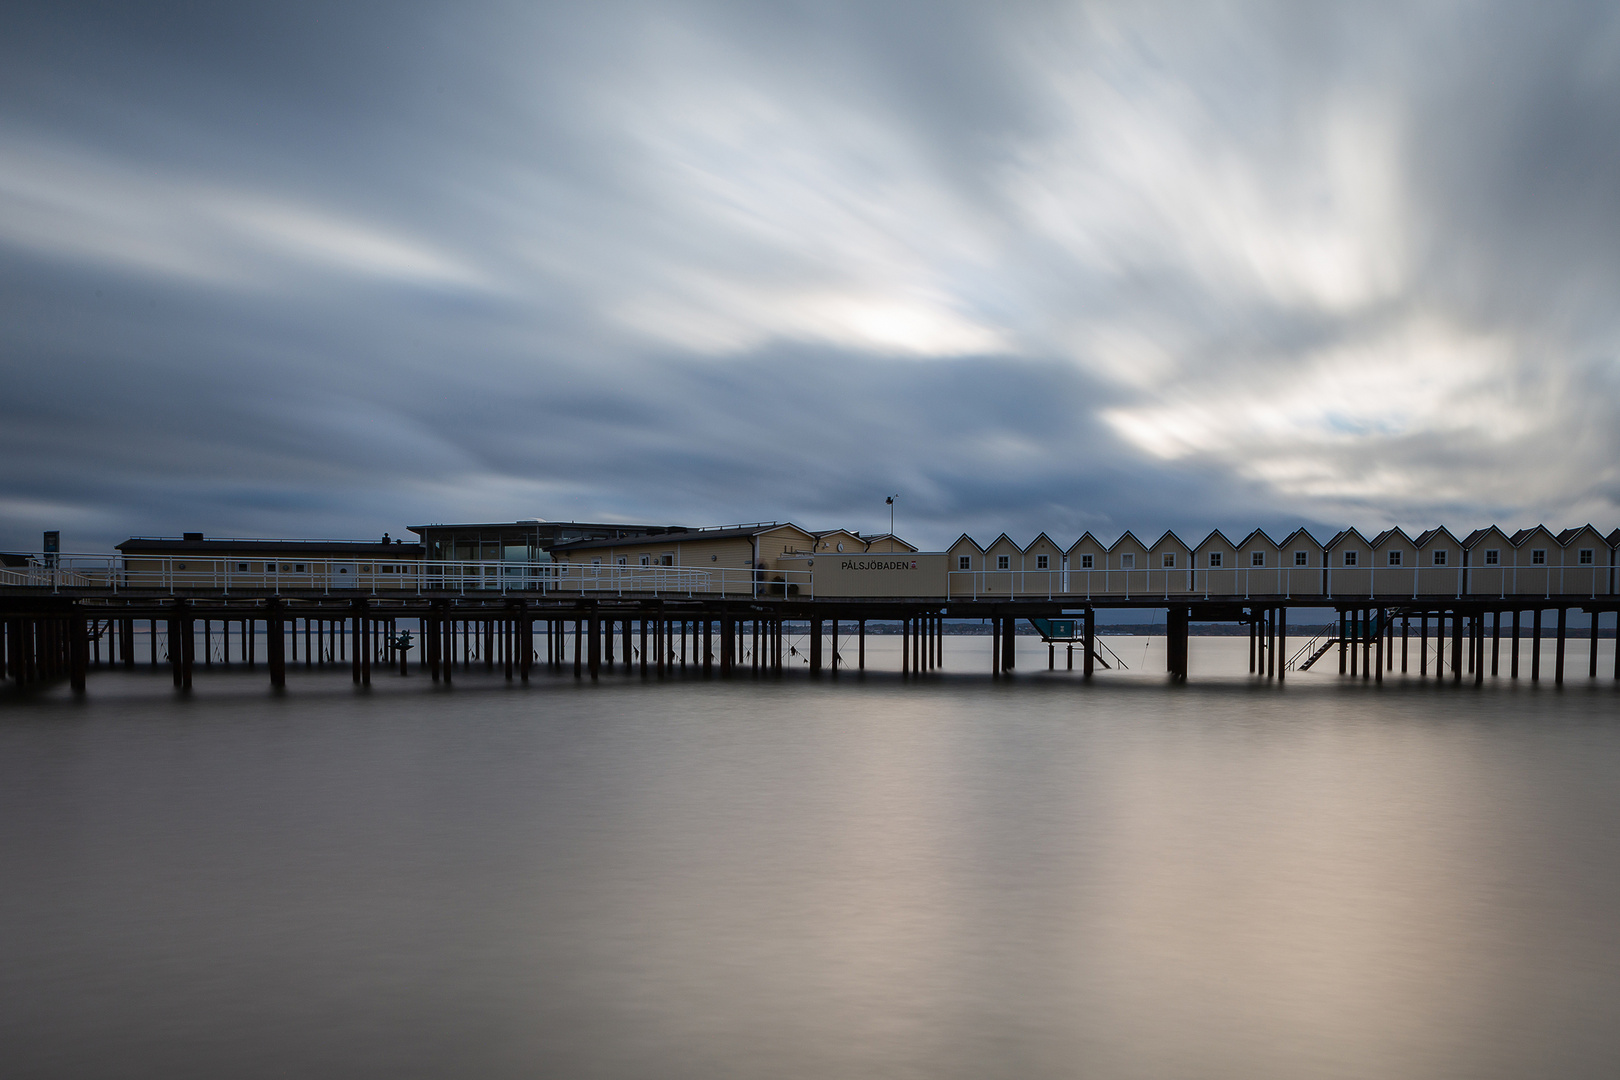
[[0, 555, 814, 599], [1285, 622, 1339, 671], [946, 564, 1614, 601]]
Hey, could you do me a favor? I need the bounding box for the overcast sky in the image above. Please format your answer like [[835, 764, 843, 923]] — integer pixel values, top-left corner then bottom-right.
[[3, 1, 1619, 552]]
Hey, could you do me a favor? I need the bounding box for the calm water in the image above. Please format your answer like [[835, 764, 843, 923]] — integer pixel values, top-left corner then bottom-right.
[[4, 637, 1620, 1079]]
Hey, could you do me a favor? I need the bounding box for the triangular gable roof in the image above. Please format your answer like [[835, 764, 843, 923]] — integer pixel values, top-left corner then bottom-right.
[[1234, 528, 1280, 550], [1511, 525, 1556, 546], [1277, 527, 1324, 550], [1413, 526, 1461, 548], [1107, 530, 1147, 553], [1556, 524, 1605, 546], [1192, 528, 1238, 551], [859, 532, 918, 552], [1147, 529, 1193, 552], [1324, 527, 1373, 549], [1608, 528, 1620, 547], [983, 532, 1021, 551], [1022, 531, 1064, 554], [947, 533, 985, 554], [1370, 526, 1415, 548], [1462, 526, 1510, 547], [1065, 531, 1107, 554]]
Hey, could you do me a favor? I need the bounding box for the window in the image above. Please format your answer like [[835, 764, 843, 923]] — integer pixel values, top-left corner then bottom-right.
[[1343, 551, 1358, 566], [1162, 553, 1176, 568], [1429, 550, 1445, 566], [1251, 551, 1265, 567], [997, 555, 1010, 570], [1121, 554, 1135, 569], [1580, 549, 1594, 565], [237, 563, 248, 572], [1036, 554, 1049, 569], [661, 554, 674, 566], [1388, 550, 1402, 566], [1209, 552, 1223, 567], [1081, 554, 1094, 569], [591, 558, 601, 569], [958, 555, 971, 570], [295, 563, 305, 573], [1484, 549, 1499, 565], [1532, 549, 1546, 565], [1295, 551, 1309, 566], [640, 555, 650, 566], [616, 557, 627, 566]]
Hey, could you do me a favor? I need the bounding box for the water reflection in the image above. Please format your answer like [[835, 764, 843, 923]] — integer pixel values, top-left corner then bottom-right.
[[2, 641, 1618, 1078]]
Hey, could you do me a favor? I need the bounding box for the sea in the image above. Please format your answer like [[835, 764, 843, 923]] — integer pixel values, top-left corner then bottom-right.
[[4, 634, 1620, 1079]]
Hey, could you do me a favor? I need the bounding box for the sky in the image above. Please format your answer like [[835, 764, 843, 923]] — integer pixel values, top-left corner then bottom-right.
[[3, 1, 1620, 553]]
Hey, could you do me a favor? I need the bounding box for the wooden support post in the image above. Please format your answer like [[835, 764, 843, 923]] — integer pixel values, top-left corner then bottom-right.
[[442, 613, 453, 685], [1278, 607, 1287, 682], [1084, 610, 1095, 679], [1590, 609, 1600, 678], [1249, 613, 1257, 673], [1339, 610, 1347, 674], [1167, 607, 1189, 680], [1511, 611, 1520, 678], [1555, 607, 1566, 686], [702, 619, 713, 676], [70, 614, 88, 693], [1268, 608, 1278, 678], [587, 613, 600, 680], [360, 610, 371, 687], [1451, 612, 1463, 682], [858, 620, 865, 670], [809, 617, 822, 675], [1003, 616, 1016, 672], [902, 616, 910, 675], [268, 602, 286, 689], [830, 618, 839, 673], [1491, 612, 1500, 676], [1475, 617, 1484, 687], [1531, 610, 1542, 682]]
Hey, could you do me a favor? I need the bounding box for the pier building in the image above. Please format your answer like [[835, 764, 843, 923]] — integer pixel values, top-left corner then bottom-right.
[[4, 515, 1620, 692]]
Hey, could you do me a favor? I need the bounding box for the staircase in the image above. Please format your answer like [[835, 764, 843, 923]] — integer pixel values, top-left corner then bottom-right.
[[1287, 621, 1339, 671]]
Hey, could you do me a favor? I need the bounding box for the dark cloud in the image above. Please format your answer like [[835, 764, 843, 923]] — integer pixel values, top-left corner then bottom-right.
[[2, 2, 1618, 554]]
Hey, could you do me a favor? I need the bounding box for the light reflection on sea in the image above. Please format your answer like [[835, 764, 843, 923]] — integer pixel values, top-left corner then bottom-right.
[[2, 637, 1618, 1079]]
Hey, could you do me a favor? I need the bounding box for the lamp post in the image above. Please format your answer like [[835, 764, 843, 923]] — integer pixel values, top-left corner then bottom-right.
[[886, 495, 898, 537]]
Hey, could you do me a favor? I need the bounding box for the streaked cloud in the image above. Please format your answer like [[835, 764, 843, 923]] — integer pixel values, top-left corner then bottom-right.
[[1, 2, 1617, 551]]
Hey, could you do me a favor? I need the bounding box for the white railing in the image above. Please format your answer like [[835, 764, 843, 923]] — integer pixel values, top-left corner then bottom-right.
[[945, 564, 1613, 601], [0, 555, 814, 599]]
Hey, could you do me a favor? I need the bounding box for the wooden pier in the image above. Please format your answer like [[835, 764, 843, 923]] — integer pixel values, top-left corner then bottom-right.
[[3, 589, 1616, 693]]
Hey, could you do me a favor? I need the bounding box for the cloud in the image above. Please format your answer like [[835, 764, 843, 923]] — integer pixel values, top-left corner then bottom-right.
[[1, 1, 1618, 553]]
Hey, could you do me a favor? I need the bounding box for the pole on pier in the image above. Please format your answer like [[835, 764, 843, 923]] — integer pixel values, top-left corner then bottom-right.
[[587, 612, 600, 680], [809, 617, 822, 675], [1531, 609, 1542, 681], [1590, 609, 1600, 679], [1491, 612, 1501, 676], [1450, 612, 1462, 683], [1083, 609, 1095, 679], [268, 601, 286, 688], [858, 619, 865, 670], [1167, 607, 1188, 680], [1003, 616, 1016, 672], [1278, 607, 1287, 682], [1555, 607, 1566, 685], [1249, 612, 1257, 673], [1338, 610, 1347, 674], [1475, 616, 1484, 687], [70, 613, 88, 693]]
